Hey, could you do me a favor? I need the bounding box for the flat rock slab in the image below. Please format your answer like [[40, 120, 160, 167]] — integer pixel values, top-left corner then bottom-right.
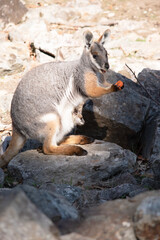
[[8, 141, 137, 187]]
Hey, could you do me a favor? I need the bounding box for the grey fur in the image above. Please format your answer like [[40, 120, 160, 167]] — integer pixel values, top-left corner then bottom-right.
[[11, 30, 111, 144]]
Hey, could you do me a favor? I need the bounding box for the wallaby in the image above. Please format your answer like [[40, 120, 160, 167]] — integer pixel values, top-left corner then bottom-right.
[[72, 103, 85, 126], [0, 29, 124, 168]]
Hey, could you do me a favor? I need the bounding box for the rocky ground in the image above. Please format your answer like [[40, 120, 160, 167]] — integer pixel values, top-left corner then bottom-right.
[[0, 0, 160, 239]]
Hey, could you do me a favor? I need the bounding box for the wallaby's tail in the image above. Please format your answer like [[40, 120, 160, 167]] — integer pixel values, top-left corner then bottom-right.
[[0, 127, 26, 168]]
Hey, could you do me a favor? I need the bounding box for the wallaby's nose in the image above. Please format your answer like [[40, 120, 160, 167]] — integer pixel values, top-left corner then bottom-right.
[[105, 63, 109, 70]]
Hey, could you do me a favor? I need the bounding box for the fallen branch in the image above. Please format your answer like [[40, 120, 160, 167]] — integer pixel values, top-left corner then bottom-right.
[[29, 42, 56, 59], [50, 22, 118, 30], [38, 47, 55, 58], [125, 63, 160, 106]]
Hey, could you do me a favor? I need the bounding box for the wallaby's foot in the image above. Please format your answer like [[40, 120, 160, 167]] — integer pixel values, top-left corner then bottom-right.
[[43, 144, 87, 156], [114, 80, 124, 90], [73, 146, 87, 156], [60, 135, 94, 145]]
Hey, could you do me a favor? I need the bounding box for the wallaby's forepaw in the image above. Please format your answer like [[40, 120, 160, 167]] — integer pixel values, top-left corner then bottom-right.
[[114, 80, 124, 90]]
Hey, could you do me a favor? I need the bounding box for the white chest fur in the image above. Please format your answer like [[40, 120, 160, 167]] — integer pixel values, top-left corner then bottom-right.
[[56, 76, 84, 143]]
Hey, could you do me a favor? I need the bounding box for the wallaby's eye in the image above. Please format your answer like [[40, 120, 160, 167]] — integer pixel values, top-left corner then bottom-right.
[[93, 54, 97, 59]]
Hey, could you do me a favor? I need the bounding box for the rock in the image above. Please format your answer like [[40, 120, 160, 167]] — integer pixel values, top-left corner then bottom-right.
[[150, 116, 160, 180], [141, 177, 160, 190], [0, 0, 27, 27], [0, 136, 11, 155], [39, 183, 82, 205], [0, 168, 4, 187], [39, 178, 144, 209], [136, 70, 160, 181], [63, 190, 160, 240], [134, 196, 160, 240], [1, 137, 42, 154], [76, 70, 151, 152], [99, 171, 137, 188], [61, 233, 95, 240], [17, 184, 79, 221], [100, 183, 146, 200], [137, 69, 160, 162], [78, 183, 146, 208], [7, 141, 138, 209], [138, 68, 160, 103], [0, 91, 13, 114], [0, 188, 60, 240], [8, 18, 48, 43], [8, 140, 137, 188], [21, 139, 42, 152]]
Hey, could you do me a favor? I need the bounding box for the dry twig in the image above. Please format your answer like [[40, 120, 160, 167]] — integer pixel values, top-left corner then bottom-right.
[[125, 63, 160, 106]]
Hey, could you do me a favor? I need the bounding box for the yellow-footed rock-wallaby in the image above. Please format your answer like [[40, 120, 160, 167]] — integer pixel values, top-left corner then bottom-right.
[[0, 29, 124, 168]]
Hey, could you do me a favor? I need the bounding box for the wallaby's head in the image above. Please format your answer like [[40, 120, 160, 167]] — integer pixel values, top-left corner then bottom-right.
[[83, 29, 111, 74], [73, 105, 85, 126]]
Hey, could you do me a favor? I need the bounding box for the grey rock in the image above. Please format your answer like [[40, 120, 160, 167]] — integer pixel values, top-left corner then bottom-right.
[[99, 171, 137, 188], [40, 183, 82, 205], [61, 233, 95, 240], [0, 168, 4, 187], [68, 191, 160, 240], [0, 137, 42, 154], [0, 63, 24, 77], [77, 172, 139, 208], [0, 92, 13, 113], [21, 139, 42, 152], [134, 196, 160, 240], [141, 177, 160, 190], [0, 0, 27, 26], [138, 68, 160, 103], [39, 181, 144, 210], [136, 69, 160, 165], [128, 188, 147, 198], [76, 70, 151, 152], [8, 141, 137, 188], [100, 183, 146, 200], [17, 184, 79, 221], [0, 188, 60, 240], [0, 136, 11, 154], [152, 159, 160, 180], [139, 107, 159, 160], [79, 183, 146, 208], [150, 116, 160, 179]]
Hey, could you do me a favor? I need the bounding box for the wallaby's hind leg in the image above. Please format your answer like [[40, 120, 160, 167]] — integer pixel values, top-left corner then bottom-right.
[[60, 135, 94, 145], [43, 121, 87, 156], [0, 127, 26, 168]]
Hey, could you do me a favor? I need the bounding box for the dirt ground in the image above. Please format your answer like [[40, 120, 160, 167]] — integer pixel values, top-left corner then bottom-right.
[[102, 0, 160, 25], [25, 0, 160, 29]]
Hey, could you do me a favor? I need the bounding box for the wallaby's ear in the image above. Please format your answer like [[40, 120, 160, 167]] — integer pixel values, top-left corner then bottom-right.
[[83, 30, 93, 49], [98, 29, 111, 45]]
